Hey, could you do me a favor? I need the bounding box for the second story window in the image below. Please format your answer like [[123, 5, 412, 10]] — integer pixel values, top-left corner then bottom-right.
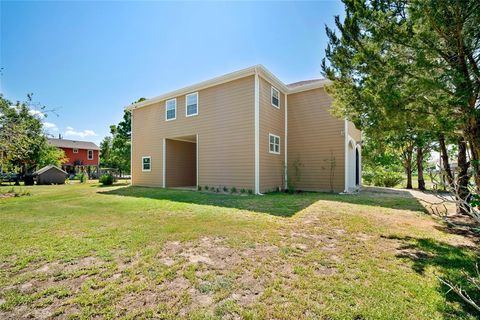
[[73, 148, 78, 153], [166, 98, 176, 121], [88, 150, 94, 160], [271, 86, 280, 109], [186, 92, 198, 117]]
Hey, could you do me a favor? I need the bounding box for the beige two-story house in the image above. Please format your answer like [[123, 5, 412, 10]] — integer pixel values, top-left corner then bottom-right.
[[126, 65, 361, 194]]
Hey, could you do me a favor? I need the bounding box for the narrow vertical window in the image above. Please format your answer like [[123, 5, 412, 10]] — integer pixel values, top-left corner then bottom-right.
[[186, 92, 198, 117], [87, 150, 93, 160], [271, 86, 280, 109], [269, 134, 280, 154], [166, 99, 176, 121], [142, 156, 151, 172]]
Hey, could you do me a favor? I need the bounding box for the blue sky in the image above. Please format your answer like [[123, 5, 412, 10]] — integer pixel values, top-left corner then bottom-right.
[[1, 1, 344, 144]]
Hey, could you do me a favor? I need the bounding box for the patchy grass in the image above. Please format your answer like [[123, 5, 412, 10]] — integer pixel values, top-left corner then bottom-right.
[[0, 183, 478, 319]]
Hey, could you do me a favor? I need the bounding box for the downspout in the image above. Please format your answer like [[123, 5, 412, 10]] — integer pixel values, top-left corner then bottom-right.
[[162, 138, 166, 188], [196, 134, 199, 190], [130, 110, 133, 185], [344, 119, 348, 193], [254, 69, 261, 194], [284, 93, 288, 190]]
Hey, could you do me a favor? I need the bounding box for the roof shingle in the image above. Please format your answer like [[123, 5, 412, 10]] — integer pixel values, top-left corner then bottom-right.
[[48, 138, 100, 150]]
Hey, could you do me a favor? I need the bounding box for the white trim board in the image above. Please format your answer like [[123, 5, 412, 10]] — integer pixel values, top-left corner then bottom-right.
[[254, 72, 260, 195], [162, 139, 166, 188], [284, 94, 288, 189]]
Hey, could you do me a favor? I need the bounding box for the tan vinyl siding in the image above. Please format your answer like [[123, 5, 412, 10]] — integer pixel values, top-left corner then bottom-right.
[[131, 76, 255, 190], [287, 88, 345, 192], [165, 139, 196, 187], [259, 77, 285, 192]]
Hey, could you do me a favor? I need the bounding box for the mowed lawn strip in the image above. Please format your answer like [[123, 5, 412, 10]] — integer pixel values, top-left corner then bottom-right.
[[0, 183, 477, 319]]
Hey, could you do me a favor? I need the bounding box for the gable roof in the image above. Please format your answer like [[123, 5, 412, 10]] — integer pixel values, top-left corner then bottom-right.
[[125, 65, 332, 111], [34, 165, 67, 175], [48, 138, 100, 150]]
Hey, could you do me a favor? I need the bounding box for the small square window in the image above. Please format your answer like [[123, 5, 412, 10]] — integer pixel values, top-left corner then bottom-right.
[[186, 92, 198, 117], [271, 87, 280, 109], [166, 99, 176, 121], [73, 148, 78, 153], [87, 150, 93, 160], [142, 156, 151, 172], [269, 134, 280, 154]]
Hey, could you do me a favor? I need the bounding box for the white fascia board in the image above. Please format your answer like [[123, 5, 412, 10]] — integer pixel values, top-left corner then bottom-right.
[[288, 79, 332, 94]]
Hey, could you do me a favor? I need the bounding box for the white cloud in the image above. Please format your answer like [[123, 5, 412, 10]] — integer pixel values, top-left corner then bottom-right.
[[43, 122, 59, 131], [64, 127, 97, 138], [28, 109, 45, 118]]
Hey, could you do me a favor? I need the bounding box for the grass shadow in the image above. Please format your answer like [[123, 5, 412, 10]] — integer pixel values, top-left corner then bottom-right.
[[98, 185, 426, 217], [384, 234, 479, 317]]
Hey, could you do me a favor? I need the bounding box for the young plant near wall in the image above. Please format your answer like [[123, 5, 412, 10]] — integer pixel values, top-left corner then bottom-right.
[[322, 152, 337, 193], [230, 187, 237, 194], [240, 188, 246, 194], [287, 159, 303, 193]]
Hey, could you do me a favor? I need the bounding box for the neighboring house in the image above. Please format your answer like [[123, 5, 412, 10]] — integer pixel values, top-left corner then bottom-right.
[[127, 65, 361, 193], [34, 165, 67, 185], [48, 137, 100, 177]]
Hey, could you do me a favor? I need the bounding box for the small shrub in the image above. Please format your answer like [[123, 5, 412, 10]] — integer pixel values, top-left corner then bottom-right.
[[99, 174, 114, 186], [230, 187, 237, 194], [372, 169, 403, 188], [215, 187, 220, 193], [247, 189, 254, 195], [363, 171, 375, 185], [240, 188, 246, 194], [197, 186, 202, 191], [223, 186, 228, 192], [75, 173, 87, 183], [205, 186, 209, 191]]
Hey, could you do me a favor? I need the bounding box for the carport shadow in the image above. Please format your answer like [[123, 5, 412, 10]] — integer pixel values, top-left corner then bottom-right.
[[99, 185, 426, 217], [384, 234, 479, 317]]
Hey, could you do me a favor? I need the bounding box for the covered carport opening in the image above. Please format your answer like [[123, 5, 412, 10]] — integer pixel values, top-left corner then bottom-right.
[[165, 135, 197, 188]]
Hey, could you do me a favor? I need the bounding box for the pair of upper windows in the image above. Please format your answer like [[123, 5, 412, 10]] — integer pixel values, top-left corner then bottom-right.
[[166, 92, 198, 121]]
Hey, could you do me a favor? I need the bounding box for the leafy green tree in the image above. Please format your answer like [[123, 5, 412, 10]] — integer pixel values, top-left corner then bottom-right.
[[38, 144, 67, 168], [0, 94, 65, 174], [100, 98, 144, 176], [99, 136, 112, 167], [322, 0, 480, 191]]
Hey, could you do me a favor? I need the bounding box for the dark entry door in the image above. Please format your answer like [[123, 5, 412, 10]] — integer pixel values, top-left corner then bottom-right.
[[355, 148, 360, 185]]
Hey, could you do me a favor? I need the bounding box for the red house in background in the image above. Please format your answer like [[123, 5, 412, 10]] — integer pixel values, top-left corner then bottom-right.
[[48, 137, 100, 177]]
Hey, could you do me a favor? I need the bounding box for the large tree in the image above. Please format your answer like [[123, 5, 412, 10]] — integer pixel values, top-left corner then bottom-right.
[[99, 98, 144, 176], [323, 0, 479, 189], [0, 94, 65, 174]]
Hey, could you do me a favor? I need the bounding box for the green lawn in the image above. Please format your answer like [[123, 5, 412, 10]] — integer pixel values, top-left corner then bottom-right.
[[0, 183, 478, 319]]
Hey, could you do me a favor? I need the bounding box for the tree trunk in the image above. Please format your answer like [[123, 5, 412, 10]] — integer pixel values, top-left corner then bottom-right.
[[403, 146, 413, 189], [417, 146, 425, 191], [466, 116, 480, 191], [457, 137, 470, 215], [439, 134, 453, 187]]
